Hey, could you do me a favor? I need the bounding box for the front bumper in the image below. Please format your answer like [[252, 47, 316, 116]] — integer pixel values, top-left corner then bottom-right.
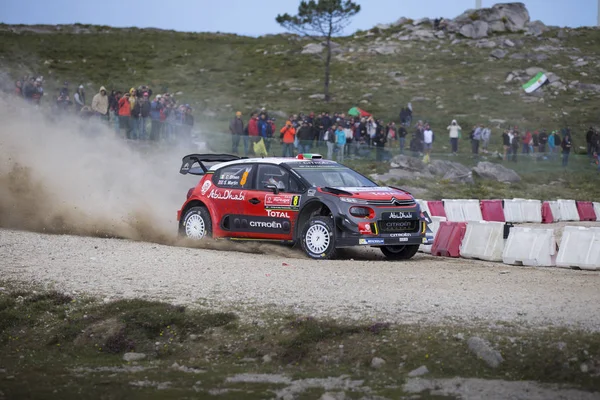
[[334, 214, 434, 248]]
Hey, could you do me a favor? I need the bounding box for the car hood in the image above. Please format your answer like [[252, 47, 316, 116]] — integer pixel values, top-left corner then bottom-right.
[[330, 186, 413, 200]]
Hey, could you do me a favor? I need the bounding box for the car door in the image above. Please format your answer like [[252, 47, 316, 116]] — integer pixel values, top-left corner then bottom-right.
[[236, 164, 304, 240], [209, 163, 255, 238]]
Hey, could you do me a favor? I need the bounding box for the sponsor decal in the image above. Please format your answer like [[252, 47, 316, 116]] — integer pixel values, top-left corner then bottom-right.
[[181, 162, 190, 171], [422, 238, 428, 244], [307, 189, 316, 197], [337, 187, 393, 192], [388, 211, 413, 219], [267, 210, 290, 218], [265, 194, 301, 209], [227, 215, 291, 233], [250, 220, 282, 229], [201, 180, 212, 195], [358, 222, 372, 235], [362, 238, 385, 245], [399, 238, 409, 242], [384, 221, 413, 229], [389, 233, 412, 237], [240, 170, 249, 186], [207, 189, 246, 201], [369, 192, 393, 196]]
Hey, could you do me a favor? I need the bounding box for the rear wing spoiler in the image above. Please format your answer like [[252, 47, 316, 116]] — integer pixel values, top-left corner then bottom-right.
[[179, 154, 246, 175]]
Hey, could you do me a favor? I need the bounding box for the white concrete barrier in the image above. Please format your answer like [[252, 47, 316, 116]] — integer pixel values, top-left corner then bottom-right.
[[522, 200, 542, 223], [503, 199, 526, 223], [420, 216, 447, 254], [442, 199, 482, 222], [460, 221, 506, 262], [594, 202, 600, 222], [557, 199, 580, 221], [443, 199, 465, 222], [463, 199, 484, 222], [548, 201, 562, 222], [502, 227, 557, 267], [556, 226, 600, 271]]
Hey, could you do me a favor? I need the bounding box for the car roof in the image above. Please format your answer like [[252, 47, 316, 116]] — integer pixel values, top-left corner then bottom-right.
[[208, 157, 341, 171]]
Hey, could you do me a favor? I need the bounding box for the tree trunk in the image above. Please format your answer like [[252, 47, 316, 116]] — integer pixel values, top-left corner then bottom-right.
[[324, 37, 332, 102]]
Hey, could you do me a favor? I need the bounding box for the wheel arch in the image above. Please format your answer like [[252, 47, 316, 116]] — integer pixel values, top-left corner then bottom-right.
[[179, 199, 212, 231], [294, 199, 334, 240]]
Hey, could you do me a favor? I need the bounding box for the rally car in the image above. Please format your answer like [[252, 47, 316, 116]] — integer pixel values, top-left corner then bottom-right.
[[177, 153, 433, 260]]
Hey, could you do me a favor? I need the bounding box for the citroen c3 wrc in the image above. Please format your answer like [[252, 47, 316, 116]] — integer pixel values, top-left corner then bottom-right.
[[177, 154, 433, 260]]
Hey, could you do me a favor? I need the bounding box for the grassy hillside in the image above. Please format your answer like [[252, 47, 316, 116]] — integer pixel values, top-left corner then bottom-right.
[[1, 22, 599, 200]]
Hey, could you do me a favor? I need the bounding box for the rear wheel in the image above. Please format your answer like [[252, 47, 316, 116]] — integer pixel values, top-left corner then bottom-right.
[[380, 245, 419, 260], [180, 206, 212, 240], [301, 217, 337, 260]]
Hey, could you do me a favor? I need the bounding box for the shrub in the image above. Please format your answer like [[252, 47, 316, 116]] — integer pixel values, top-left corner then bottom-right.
[[469, 13, 480, 21]]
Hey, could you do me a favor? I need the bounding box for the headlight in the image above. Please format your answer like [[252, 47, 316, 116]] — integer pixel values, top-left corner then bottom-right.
[[350, 206, 374, 218], [340, 197, 368, 204]]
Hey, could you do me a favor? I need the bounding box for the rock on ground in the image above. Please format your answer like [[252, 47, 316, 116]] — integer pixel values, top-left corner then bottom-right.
[[404, 377, 600, 400], [123, 352, 147, 362], [490, 49, 508, 59], [467, 337, 504, 368], [371, 357, 386, 369], [407, 365, 429, 377], [472, 162, 521, 183]]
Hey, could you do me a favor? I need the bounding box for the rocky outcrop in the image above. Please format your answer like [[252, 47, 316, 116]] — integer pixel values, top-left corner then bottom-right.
[[472, 162, 521, 183], [455, 2, 530, 35], [378, 156, 474, 184], [301, 43, 324, 54]]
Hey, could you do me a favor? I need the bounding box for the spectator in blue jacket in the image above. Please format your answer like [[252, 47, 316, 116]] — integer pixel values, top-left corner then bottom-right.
[[335, 124, 347, 163], [257, 113, 273, 151]]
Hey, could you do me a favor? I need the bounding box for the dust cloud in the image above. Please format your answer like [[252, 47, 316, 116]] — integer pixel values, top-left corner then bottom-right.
[[0, 97, 304, 258]]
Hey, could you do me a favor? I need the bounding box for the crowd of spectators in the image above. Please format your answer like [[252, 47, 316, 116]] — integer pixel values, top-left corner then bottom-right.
[[13, 77, 194, 141], [12, 76, 599, 170]]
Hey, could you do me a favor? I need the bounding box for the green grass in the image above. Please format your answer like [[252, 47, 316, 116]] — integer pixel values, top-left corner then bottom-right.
[[0, 282, 599, 398], [1, 23, 599, 201]]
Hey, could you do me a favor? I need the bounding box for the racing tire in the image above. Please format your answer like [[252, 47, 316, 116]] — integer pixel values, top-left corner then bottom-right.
[[300, 216, 337, 260], [380, 245, 419, 261], [180, 206, 212, 240]]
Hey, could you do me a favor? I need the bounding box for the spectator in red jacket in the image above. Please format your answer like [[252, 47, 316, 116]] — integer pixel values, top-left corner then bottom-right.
[[118, 92, 132, 138], [248, 113, 259, 139]]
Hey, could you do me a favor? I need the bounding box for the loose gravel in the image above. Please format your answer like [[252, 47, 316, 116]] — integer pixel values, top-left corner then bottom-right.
[[1, 225, 599, 330]]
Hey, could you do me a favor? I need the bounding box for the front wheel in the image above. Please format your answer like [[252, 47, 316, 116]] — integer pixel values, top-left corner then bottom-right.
[[300, 217, 337, 260], [180, 206, 212, 240], [380, 245, 419, 260]]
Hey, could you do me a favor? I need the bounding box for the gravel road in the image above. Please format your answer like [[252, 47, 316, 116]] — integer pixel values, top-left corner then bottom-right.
[[1, 225, 599, 330]]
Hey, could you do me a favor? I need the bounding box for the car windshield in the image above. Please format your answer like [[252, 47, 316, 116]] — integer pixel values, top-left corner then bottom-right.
[[292, 166, 377, 188]]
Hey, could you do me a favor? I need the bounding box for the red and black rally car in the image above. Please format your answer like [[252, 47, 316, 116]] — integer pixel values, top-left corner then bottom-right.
[[177, 153, 433, 260]]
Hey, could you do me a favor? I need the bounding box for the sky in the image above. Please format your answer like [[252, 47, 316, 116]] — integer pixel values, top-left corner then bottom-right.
[[2, 0, 598, 36]]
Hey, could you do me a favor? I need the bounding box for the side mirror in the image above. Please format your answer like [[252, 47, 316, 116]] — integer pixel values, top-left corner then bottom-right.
[[264, 183, 280, 195]]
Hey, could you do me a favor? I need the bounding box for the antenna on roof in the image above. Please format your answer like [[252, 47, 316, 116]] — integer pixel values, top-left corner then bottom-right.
[[476, 0, 482, 9]]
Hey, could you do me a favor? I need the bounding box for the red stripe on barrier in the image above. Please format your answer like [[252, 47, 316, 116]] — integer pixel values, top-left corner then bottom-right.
[[576, 201, 596, 221], [427, 201, 447, 218], [542, 201, 554, 224], [480, 200, 505, 222], [431, 221, 467, 258]]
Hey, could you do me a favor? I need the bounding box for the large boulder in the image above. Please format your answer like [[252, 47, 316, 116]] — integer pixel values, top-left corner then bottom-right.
[[301, 43, 324, 54], [427, 160, 474, 184], [472, 162, 521, 183], [459, 21, 489, 39], [390, 155, 425, 171], [526, 20, 548, 36]]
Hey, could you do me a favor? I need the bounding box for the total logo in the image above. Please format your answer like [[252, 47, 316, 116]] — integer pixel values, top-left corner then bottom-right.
[[389, 211, 412, 219], [267, 210, 290, 218], [250, 220, 282, 229], [207, 189, 245, 201]]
